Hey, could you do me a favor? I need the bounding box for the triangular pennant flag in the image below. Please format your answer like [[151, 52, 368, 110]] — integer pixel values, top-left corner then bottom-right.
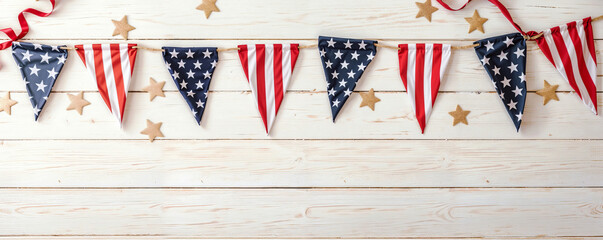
[[162, 47, 219, 125], [318, 36, 377, 121], [11, 42, 68, 120], [398, 43, 451, 133], [75, 44, 137, 126], [474, 33, 527, 131], [535, 17, 597, 115], [237, 44, 299, 134]]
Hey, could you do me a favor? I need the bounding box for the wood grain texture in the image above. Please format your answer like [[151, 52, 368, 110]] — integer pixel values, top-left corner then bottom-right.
[[1, 189, 602, 237], [0, 140, 601, 188], [0, 92, 600, 139], [1, 0, 602, 40], [1, 0, 602, 238], [0, 40, 601, 93]]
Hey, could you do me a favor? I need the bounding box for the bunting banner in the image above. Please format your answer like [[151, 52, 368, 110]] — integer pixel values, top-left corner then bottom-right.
[[318, 36, 377, 121], [75, 43, 138, 125], [11, 42, 68, 120], [535, 17, 598, 115], [398, 43, 451, 133], [474, 33, 527, 131], [162, 47, 219, 124], [237, 44, 299, 134]]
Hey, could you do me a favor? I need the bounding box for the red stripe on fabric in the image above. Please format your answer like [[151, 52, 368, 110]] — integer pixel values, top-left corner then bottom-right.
[[415, 44, 426, 133], [431, 44, 443, 107], [256, 44, 268, 133], [290, 44, 300, 70], [583, 17, 596, 63], [92, 44, 112, 113], [567, 21, 597, 113], [127, 44, 137, 75], [536, 37, 556, 68], [398, 44, 409, 89], [273, 44, 284, 114], [110, 44, 127, 121], [550, 27, 582, 99], [237, 45, 249, 81], [74, 45, 87, 68]]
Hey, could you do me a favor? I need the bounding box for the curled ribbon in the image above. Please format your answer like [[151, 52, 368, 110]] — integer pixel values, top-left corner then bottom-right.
[[436, 0, 541, 40], [0, 0, 56, 50]]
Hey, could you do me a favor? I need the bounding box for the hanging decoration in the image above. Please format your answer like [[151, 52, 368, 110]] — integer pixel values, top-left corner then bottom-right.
[[449, 105, 470, 126], [398, 43, 451, 133], [162, 47, 219, 125], [535, 80, 559, 105], [66, 91, 91, 115], [359, 88, 380, 111], [534, 17, 598, 115], [75, 43, 138, 126], [111, 15, 136, 40], [0, 0, 601, 134], [11, 42, 68, 121], [319, 36, 377, 122], [474, 33, 526, 131], [0, 92, 18, 115], [237, 44, 299, 134]]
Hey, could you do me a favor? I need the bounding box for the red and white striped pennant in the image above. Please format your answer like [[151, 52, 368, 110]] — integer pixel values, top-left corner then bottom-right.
[[75, 43, 138, 125], [238, 44, 299, 134], [398, 43, 451, 133], [536, 17, 598, 114]]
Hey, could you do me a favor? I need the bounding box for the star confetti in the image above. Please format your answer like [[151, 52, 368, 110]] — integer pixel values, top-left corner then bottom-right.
[[197, 0, 220, 19], [536, 80, 559, 105], [140, 119, 164, 142], [449, 105, 470, 126], [465, 10, 488, 33], [66, 91, 91, 115], [0, 92, 18, 115], [415, 0, 438, 22], [112, 15, 136, 40], [359, 88, 381, 111], [142, 77, 166, 101]]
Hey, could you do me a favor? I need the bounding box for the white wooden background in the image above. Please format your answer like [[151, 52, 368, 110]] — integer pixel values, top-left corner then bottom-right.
[[0, 0, 602, 239]]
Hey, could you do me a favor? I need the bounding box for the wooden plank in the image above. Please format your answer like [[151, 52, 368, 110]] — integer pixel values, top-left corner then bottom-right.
[[1, 188, 602, 237], [0, 40, 601, 92], [0, 140, 601, 188], [3, 238, 602, 240], [0, 92, 601, 139], [1, 0, 602, 39]]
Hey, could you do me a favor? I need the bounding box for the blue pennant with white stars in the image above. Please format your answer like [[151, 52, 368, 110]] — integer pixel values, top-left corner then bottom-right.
[[162, 47, 219, 125], [11, 42, 68, 121], [474, 33, 527, 131], [318, 36, 377, 122]]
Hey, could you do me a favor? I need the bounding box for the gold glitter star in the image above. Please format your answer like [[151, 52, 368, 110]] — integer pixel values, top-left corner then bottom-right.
[[415, 0, 438, 22], [0, 92, 18, 115], [112, 15, 136, 40], [140, 119, 164, 142], [465, 10, 488, 33], [359, 88, 381, 111], [197, 0, 220, 19], [535, 80, 560, 105], [449, 105, 470, 126]]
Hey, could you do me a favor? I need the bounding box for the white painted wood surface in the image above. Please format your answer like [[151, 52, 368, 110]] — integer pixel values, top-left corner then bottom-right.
[[0, 0, 602, 238]]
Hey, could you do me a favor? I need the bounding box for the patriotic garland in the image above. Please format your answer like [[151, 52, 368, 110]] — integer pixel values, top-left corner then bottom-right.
[[0, 0, 601, 136]]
